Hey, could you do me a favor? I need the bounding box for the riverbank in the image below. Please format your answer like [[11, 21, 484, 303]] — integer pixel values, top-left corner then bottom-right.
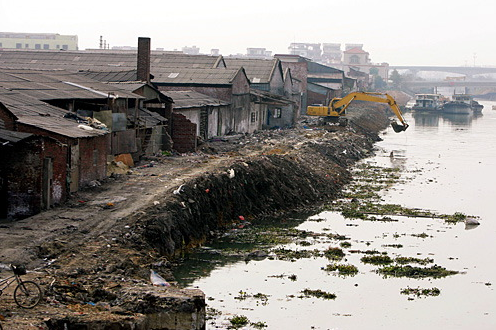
[[0, 98, 403, 329]]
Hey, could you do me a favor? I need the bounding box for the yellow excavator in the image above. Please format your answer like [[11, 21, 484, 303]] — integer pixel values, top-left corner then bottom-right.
[[307, 92, 409, 133]]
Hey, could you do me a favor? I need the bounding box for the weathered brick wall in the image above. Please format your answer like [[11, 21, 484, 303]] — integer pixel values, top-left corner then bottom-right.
[[0, 106, 17, 130], [78, 135, 108, 186], [171, 113, 197, 153], [0, 136, 67, 219], [15, 123, 109, 187]]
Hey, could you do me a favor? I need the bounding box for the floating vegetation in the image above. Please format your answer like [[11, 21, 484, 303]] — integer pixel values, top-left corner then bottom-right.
[[300, 288, 337, 300], [378, 265, 458, 278], [441, 212, 467, 223], [234, 291, 270, 306], [382, 244, 403, 248], [271, 247, 319, 261], [349, 249, 387, 255], [411, 233, 431, 239], [326, 233, 349, 240], [395, 257, 433, 265], [400, 287, 441, 298], [323, 247, 345, 260], [206, 307, 222, 320], [251, 321, 268, 329], [340, 241, 352, 248], [324, 263, 359, 276], [361, 255, 393, 265], [267, 273, 297, 281], [229, 315, 250, 328]]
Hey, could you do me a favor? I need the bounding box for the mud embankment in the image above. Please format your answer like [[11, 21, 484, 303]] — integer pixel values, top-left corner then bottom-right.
[[0, 103, 395, 329], [135, 116, 388, 258]]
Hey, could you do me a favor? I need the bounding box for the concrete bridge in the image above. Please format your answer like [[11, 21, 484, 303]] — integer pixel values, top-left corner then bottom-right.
[[402, 80, 496, 88], [390, 65, 496, 76]]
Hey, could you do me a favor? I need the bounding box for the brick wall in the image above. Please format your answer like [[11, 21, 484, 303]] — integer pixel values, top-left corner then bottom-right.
[[0, 136, 67, 219], [78, 135, 108, 185], [171, 113, 197, 153]]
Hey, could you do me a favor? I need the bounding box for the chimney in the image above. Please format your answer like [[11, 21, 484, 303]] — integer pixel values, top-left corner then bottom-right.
[[137, 37, 151, 83]]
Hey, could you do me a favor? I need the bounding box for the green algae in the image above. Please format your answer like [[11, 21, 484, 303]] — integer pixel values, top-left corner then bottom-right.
[[324, 263, 359, 276], [300, 288, 337, 300], [377, 265, 458, 278]]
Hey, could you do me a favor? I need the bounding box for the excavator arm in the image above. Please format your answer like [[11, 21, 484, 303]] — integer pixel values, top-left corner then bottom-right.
[[307, 92, 409, 133]]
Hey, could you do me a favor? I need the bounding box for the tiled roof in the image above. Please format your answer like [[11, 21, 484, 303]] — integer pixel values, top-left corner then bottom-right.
[[344, 47, 369, 54], [165, 90, 230, 109], [224, 58, 279, 84]]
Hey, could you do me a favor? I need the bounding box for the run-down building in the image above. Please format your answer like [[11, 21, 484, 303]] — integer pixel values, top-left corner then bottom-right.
[[0, 68, 174, 219], [224, 58, 298, 129], [165, 90, 230, 140], [0, 89, 108, 219]]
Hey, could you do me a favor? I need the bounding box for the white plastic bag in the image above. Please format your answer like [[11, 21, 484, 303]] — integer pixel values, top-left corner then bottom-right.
[[150, 269, 170, 287]]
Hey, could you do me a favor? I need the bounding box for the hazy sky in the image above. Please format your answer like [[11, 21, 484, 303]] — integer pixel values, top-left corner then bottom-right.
[[2, 0, 494, 66]]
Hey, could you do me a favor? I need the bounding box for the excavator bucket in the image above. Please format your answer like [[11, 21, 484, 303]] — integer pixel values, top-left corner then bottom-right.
[[391, 121, 408, 133]]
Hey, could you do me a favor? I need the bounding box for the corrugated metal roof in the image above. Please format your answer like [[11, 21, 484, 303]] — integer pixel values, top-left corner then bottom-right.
[[0, 69, 142, 100], [0, 49, 225, 73], [224, 58, 279, 84], [165, 90, 230, 109], [250, 89, 293, 105], [152, 67, 240, 85], [16, 115, 108, 138], [0, 89, 108, 138], [78, 70, 138, 82], [0, 128, 32, 143]]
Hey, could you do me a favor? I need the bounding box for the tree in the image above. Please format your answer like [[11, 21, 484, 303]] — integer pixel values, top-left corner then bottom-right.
[[390, 69, 402, 88]]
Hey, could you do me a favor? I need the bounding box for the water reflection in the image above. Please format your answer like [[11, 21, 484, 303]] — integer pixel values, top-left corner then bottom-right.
[[412, 111, 483, 128]]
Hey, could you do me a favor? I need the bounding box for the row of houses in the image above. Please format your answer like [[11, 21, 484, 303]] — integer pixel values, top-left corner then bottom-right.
[[0, 37, 357, 220]]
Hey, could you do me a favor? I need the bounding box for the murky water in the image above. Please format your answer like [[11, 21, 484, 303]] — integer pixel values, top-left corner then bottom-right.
[[174, 100, 496, 329]]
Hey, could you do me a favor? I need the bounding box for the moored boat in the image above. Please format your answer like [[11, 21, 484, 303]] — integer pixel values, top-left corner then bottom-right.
[[411, 94, 444, 112], [442, 94, 480, 115]]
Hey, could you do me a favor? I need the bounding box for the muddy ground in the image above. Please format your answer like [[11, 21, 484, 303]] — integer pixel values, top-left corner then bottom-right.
[[0, 95, 408, 329]]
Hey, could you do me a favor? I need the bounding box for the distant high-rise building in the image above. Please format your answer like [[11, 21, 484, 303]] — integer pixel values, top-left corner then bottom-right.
[[322, 43, 342, 63], [288, 43, 322, 61], [246, 48, 272, 59], [0, 32, 78, 50], [182, 46, 200, 55]]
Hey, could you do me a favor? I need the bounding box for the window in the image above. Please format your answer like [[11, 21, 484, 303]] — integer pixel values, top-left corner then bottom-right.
[[35, 44, 41, 49], [16, 43, 22, 49], [350, 55, 360, 64], [62, 44, 68, 50], [43, 44, 49, 50], [273, 108, 282, 118], [250, 112, 258, 123], [25, 43, 29, 48], [0, 43, 2, 47], [56, 44, 60, 49]]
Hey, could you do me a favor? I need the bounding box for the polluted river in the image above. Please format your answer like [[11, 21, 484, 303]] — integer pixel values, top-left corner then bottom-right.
[[173, 100, 496, 329]]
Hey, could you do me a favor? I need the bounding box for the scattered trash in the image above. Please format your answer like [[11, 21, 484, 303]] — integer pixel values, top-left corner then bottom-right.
[[153, 201, 160, 206], [150, 269, 170, 287], [228, 169, 235, 179], [173, 184, 184, 195]]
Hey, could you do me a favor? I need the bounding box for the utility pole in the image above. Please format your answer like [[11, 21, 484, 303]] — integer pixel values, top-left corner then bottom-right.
[[473, 53, 477, 67]]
